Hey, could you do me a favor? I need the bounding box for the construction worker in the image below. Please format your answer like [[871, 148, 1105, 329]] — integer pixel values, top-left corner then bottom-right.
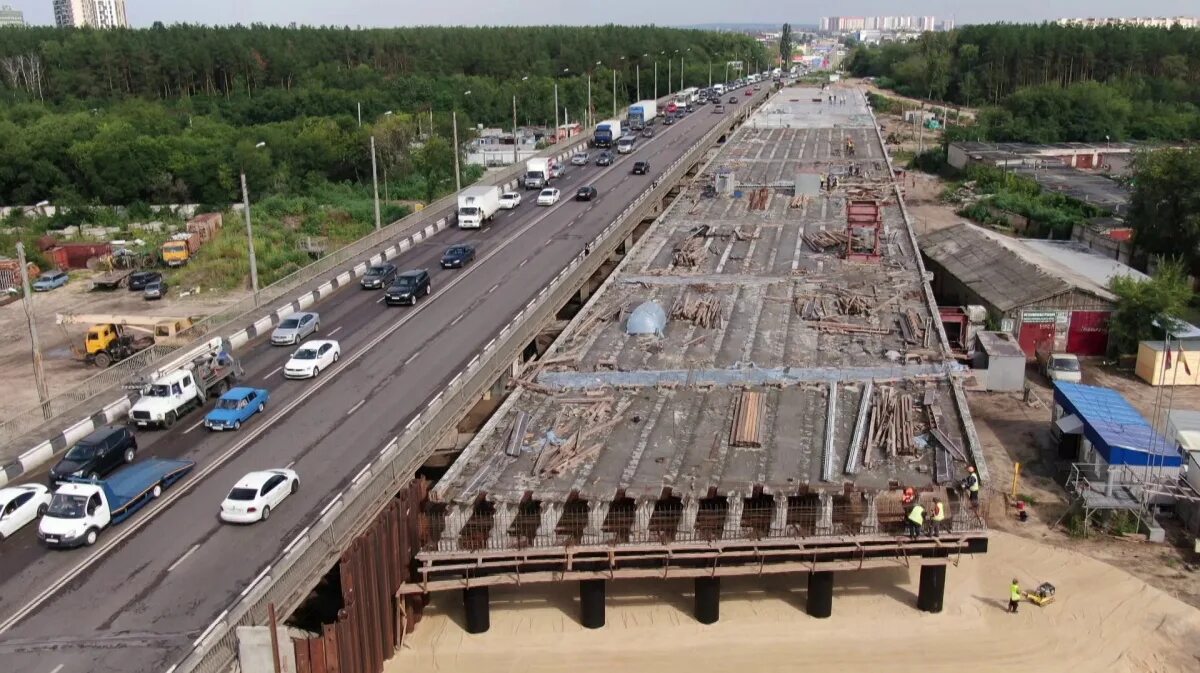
[[905, 501, 925, 540], [965, 465, 981, 507], [901, 487, 916, 506], [1008, 579, 1022, 613], [929, 498, 946, 534]]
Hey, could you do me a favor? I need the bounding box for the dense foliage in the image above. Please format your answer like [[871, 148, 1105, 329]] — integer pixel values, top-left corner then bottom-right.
[[847, 24, 1200, 142], [1128, 148, 1200, 275], [1108, 260, 1193, 356], [0, 25, 767, 206], [947, 165, 1105, 238]]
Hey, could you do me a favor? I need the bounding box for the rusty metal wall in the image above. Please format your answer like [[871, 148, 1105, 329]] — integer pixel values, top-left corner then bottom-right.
[[293, 479, 428, 673]]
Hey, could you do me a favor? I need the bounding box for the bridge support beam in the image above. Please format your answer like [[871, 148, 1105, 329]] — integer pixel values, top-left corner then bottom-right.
[[694, 577, 720, 624], [917, 564, 947, 613], [580, 579, 606, 628], [463, 586, 490, 634], [807, 571, 834, 619]]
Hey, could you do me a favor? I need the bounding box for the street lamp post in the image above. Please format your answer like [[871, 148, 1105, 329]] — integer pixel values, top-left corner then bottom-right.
[[638, 53, 646, 100], [240, 141, 266, 304], [14, 242, 48, 416], [554, 68, 568, 144], [382, 111, 393, 203], [370, 135, 381, 230], [514, 76, 527, 165], [589, 62, 599, 128], [453, 90, 470, 194]]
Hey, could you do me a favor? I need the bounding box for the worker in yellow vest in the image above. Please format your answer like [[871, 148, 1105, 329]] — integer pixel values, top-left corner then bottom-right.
[[929, 498, 947, 534], [1008, 578, 1022, 613], [905, 502, 925, 540], [966, 465, 981, 508]]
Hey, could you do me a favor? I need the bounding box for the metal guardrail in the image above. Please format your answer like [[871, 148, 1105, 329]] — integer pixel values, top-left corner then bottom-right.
[[169, 97, 757, 673], [0, 134, 586, 448]]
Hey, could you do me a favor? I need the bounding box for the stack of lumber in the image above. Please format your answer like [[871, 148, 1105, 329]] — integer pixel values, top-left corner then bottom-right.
[[673, 236, 710, 268], [671, 293, 722, 328], [733, 226, 759, 241], [748, 188, 771, 211], [795, 296, 828, 320], [730, 390, 765, 447], [789, 195, 808, 209], [836, 293, 870, 316], [864, 386, 920, 464], [804, 229, 849, 251], [807, 320, 891, 335]]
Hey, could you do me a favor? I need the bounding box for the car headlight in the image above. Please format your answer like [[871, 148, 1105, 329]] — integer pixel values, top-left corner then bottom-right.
[[72, 469, 85, 477]]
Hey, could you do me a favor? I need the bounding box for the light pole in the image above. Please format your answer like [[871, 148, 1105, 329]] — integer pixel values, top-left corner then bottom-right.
[[589, 62, 599, 128], [681, 48, 690, 91], [554, 67, 569, 143], [514, 76, 527, 165], [15, 242, 48, 416], [382, 111, 393, 203], [240, 141, 266, 304], [613, 56, 625, 118], [453, 90, 470, 193], [370, 135, 381, 230], [637, 53, 646, 100]]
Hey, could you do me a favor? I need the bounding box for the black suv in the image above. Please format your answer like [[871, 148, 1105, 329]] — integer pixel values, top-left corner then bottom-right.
[[128, 271, 162, 291], [576, 186, 598, 201], [632, 161, 650, 175], [385, 270, 431, 306], [361, 263, 398, 289], [49, 425, 137, 487]]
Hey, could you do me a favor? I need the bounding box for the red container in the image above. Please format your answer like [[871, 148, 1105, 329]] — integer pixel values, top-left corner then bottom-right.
[[55, 242, 111, 269], [186, 213, 223, 243]]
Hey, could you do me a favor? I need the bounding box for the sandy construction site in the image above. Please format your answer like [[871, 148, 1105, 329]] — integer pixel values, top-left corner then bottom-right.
[[389, 531, 1200, 673]]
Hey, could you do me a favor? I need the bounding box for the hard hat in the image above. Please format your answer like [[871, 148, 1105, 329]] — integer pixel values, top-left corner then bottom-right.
[[967, 466, 976, 473], [1012, 578, 1019, 583]]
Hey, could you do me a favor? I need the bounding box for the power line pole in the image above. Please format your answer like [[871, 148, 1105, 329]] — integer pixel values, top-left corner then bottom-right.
[[15, 243, 49, 417], [357, 102, 362, 128], [240, 171, 260, 304], [512, 95, 519, 165], [654, 61, 658, 99], [636, 63, 641, 100], [452, 110, 462, 193], [370, 135, 381, 230], [612, 68, 617, 118]]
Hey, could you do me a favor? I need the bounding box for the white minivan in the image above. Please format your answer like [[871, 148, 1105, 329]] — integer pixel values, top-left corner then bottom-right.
[[617, 135, 637, 154]]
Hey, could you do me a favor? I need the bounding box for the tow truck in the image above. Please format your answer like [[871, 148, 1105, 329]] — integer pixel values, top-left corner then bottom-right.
[[127, 337, 243, 428]]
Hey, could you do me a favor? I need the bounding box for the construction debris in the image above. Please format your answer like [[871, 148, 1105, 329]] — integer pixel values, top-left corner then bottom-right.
[[748, 187, 771, 211], [864, 386, 921, 465], [673, 235, 711, 268], [836, 293, 871, 316], [671, 292, 723, 328], [730, 390, 765, 447], [804, 229, 849, 252], [504, 411, 530, 458], [795, 296, 829, 321], [807, 320, 891, 335]]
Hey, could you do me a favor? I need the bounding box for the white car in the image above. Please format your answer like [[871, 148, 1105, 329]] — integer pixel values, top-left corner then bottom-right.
[[499, 191, 521, 209], [219, 469, 299, 524], [284, 339, 341, 379], [537, 188, 561, 206], [0, 484, 52, 540]]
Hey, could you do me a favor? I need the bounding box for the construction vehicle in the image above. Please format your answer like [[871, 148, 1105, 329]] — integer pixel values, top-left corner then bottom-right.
[[127, 337, 242, 429], [161, 233, 200, 267], [1023, 582, 1056, 606], [56, 313, 200, 368]]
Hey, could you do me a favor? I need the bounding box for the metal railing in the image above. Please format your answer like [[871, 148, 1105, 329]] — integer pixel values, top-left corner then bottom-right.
[[0, 135, 586, 449], [170, 98, 759, 673]]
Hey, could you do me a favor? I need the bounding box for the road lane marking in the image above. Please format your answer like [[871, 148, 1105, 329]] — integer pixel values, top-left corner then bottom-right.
[[376, 296, 385, 304], [519, 259, 529, 268], [183, 418, 205, 434], [488, 283, 500, 294], [346, 399, 366, 416], [48, 665, 64, 673], [328, 326, 344, 336], [285, 460, 296, 469], [265, 366, 282, 378], [404, 350, 421, 366], [450, 313, 464, 326], [167, 544, 201, 572]]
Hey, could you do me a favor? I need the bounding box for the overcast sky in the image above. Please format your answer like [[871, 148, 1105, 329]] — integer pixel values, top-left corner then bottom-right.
[[11, 1, 1200, 28]]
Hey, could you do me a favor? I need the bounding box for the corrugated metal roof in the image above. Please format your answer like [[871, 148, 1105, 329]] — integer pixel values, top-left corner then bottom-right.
[[1055, 382, 1175, 458]]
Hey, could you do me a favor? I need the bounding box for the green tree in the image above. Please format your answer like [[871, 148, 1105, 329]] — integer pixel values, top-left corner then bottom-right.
[[779, 24, 793, 68], [412, 136, 456, 204], [1107, 260, 1193, 356], [1129, 148, 1200, 276]]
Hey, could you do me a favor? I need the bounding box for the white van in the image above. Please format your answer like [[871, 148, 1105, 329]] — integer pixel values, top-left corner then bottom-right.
[[616, 135, 637, 154]]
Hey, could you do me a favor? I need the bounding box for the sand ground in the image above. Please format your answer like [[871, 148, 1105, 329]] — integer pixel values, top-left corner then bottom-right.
[[388, 531, 1200, 673]]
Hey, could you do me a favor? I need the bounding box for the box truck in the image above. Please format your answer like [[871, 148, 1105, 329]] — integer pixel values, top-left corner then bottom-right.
[[524, 157, 559, 190], [628, 100, 658, 125], [457, 185, 502, 228], [593, 119, 621, 148]]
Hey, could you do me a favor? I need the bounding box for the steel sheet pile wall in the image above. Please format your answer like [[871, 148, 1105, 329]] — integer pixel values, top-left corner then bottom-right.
[[293, 480, 427, 673]]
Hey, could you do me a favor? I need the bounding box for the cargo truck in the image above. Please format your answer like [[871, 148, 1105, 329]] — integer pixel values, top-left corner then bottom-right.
[[127, 337, 243, 428], [628, 100, 658, 125], [37, 458, 195, 548], [161, 233, 200, 267], [593, 119, 621, 148], [457, 185, 503, 228], [524, 157, 559, 190]]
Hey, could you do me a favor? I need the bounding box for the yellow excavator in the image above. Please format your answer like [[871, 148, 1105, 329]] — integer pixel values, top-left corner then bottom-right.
[[56, 313, 203, 367]]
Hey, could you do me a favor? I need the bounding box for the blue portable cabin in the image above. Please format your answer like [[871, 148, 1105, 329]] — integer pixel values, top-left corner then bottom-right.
[[1051, 381, 1181, 471]]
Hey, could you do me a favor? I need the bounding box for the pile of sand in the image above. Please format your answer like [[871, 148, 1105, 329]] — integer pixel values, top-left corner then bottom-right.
[[389, 531, 1200, 673]]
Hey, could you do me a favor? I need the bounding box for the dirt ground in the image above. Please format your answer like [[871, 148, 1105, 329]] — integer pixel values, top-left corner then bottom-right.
[[389, 530, 1200, 673], [0, 271, 246, 423]]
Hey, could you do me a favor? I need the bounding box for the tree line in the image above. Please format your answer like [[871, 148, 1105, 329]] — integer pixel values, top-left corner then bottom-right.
[[847, 24, 1200, 143], [0, 25, 767, 206]]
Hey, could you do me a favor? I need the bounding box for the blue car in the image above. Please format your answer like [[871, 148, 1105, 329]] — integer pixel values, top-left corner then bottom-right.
[[204, 387, 269, 431], [32, 270, 69, 291]]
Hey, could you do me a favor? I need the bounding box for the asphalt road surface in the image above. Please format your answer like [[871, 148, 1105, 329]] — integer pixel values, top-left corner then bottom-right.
[[0, 92, 764, 673]]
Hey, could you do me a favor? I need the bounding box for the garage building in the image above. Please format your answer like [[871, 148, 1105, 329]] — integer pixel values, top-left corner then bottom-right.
[[920, 222, 1146, 358]]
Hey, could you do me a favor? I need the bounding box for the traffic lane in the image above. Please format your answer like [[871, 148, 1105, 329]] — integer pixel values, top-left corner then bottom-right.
[[0, 99, 739, 660]]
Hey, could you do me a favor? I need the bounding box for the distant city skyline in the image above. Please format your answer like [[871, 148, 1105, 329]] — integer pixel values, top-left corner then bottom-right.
[[5, 1, 1200, 28]]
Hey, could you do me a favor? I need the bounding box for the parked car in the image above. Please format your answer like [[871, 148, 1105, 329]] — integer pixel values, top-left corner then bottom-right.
[[575, 186, 598, 201], [48, 425, 137, 487], [128, 271, 162, 291], [32, 270, 69, 292], [595, 151, 614, 166], [385, 269, 431, 306], [271, 311, 319, 345], [441, 244, 476, 269], [204, 387, 269, 431], [142, 280, 167, 300], [360, 263, 397, 289], [1039, 348, 1083, 384], [632, 161, 650, 175], [499, 191, 522, 209], [570, 152, 590, 166], [0, 485, 52, 541], [219, 469, 299, 524], [537, 188, 561, 206], [284, 339, 340, 379]]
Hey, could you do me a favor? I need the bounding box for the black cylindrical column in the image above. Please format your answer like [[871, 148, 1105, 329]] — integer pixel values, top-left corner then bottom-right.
[[463, 586, 490, 634], [695, 577, 720, 624], [918, 564, 947, 613], [807, 571, 834, 619], [580, 579, 606, 629]]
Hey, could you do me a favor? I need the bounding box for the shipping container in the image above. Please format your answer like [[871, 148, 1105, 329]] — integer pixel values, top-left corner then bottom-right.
[[50, 242, 112, 270], [186, 213, 223, 243]]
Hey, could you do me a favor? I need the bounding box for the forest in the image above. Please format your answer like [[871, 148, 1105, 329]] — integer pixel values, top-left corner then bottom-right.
[[0, 25, 767, 206], [846, 24, 1200, 143]]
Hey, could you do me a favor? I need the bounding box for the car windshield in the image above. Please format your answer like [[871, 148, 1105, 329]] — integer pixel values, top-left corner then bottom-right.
[[64, 443, 98, 462], [145, 384, 171, 397], [227, 487, 258, 501], [460, 207, 480, 215], [367, 266, 387, 276], [294, 348, 319, 360], [502, 194, 516, 200], [45, 494, 87, 519], [448, 247, 467, 256], [394, 277, 415, 287], [217, 398, 242, 410], [540, 190, 554, 197], [1051, 357, 1081, 372], [279, 318, 299, 329]]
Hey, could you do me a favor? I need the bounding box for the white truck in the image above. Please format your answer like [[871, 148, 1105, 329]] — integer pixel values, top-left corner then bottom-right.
[[524, 157, 558, 190], [457, 185, 502, 228], [628, 100, 658, 126], [127, 337, 243, 429]]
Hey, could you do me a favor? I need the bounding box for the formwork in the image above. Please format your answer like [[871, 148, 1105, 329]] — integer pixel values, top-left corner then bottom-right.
[[401, 85, 988, 609]]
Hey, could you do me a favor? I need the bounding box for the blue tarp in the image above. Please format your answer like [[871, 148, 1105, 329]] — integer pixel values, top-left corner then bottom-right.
[[1054, 382, 1181, 467]]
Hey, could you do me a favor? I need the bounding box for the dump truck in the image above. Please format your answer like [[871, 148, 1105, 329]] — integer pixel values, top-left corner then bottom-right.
[[37, 458, 195, 548], [628, 100, 658, 125], [57, 313, 198, 367], [161, 233, 200, 267], [127, 337, 243, 428], [593, 119, 621, 148], [457, 185, 502, 229]]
